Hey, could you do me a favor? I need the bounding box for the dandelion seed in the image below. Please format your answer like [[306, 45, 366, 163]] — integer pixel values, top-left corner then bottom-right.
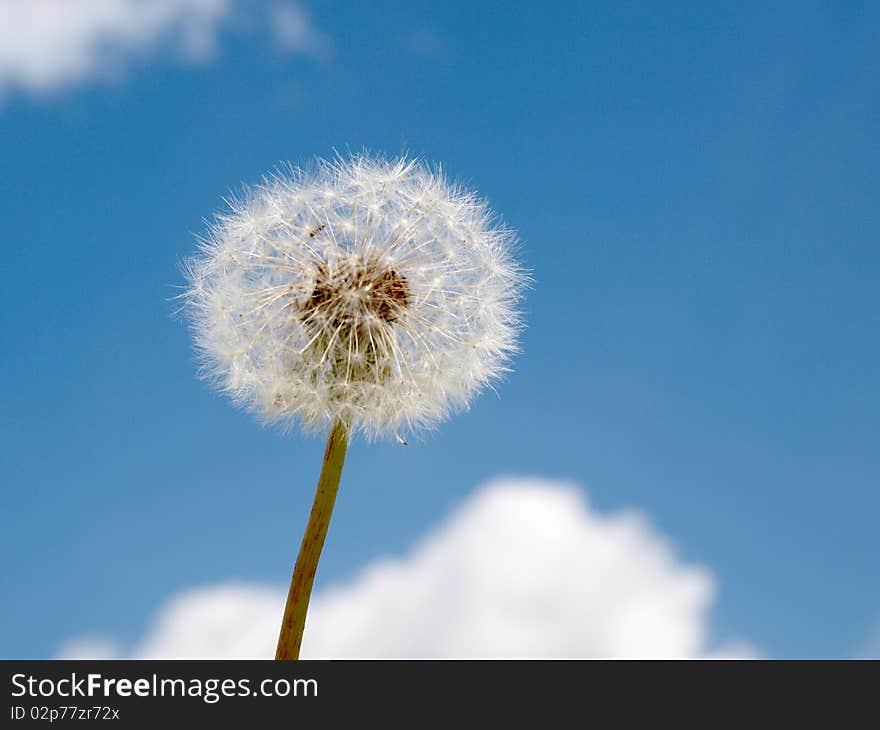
[[182, 153, 525, 659]]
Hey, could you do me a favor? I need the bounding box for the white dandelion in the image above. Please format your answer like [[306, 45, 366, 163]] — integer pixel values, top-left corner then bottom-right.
[[182, 153, 525, 659], [185, 153, 523, 440]]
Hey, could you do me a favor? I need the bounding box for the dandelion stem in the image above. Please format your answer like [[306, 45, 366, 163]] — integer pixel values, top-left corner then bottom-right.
[[275, 419, 349, 660]]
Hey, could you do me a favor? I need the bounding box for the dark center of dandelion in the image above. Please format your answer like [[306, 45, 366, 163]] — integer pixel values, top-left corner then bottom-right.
[[296, 257, 411, 388], [303, 258, 410, 328]]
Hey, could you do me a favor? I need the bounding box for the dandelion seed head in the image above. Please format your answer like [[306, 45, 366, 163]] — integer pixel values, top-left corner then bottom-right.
[[183, 153, 525, 439]]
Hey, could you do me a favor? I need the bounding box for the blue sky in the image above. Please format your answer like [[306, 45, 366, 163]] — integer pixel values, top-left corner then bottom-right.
[[1, 0, 878, 658]]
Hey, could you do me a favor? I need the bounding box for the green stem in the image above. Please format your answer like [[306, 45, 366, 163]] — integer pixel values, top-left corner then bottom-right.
[[275, 419, 349, 660]]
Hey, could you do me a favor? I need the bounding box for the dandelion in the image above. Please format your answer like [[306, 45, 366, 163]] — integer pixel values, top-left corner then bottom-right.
[[183, 153, 525, 659]]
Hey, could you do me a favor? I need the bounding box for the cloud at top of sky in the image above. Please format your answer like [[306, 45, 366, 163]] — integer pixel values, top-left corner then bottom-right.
[[0, 0, 328, 98], [56, 477, 755, 659]]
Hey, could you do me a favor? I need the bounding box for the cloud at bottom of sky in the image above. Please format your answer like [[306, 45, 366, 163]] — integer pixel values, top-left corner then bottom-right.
[[57, 477, 755, 659]]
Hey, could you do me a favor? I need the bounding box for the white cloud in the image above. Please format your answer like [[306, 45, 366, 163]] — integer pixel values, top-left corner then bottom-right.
[[57, 477, 754, 658], [55, 636, 121, 660], [0, 0, 328, 97], [269, 2, 331, 59], [854, 622, 880, 658]]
